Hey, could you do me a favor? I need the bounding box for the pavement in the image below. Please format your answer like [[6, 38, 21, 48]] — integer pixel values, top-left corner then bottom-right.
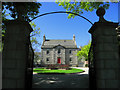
[[32, 67, 89, 88]]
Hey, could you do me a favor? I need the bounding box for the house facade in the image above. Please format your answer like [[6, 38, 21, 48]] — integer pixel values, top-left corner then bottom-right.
[[41, 35, 78, 66]]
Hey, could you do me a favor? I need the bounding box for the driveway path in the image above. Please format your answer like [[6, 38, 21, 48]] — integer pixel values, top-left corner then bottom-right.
[[32, 67, 89, 88]]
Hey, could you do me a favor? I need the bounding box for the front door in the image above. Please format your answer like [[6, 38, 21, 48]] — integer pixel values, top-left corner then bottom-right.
[[57, 57, 61, 64]]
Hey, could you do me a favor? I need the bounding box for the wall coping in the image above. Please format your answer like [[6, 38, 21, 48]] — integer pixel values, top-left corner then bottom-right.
[[3, 20, 33, 32], [88, 22, 118, 34]]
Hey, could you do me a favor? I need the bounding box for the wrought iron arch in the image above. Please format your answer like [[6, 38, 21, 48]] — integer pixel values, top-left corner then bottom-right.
[[29, 11, 93, 25]]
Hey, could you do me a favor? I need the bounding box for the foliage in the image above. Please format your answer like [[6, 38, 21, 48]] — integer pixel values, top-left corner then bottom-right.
[[2, 2, 42, 21], [29, 22, 41, 65], [56, 0, 111, 19], [77, 42, 91, 61], [46, 64, 70, 70], [2, 10, 9, 51], [85, 64, 88, 67], [30, 22, 41, 51], [34, 52, 41, 65]]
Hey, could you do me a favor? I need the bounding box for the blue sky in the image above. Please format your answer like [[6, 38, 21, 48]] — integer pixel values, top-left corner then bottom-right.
[[32, 2, 118, 52]]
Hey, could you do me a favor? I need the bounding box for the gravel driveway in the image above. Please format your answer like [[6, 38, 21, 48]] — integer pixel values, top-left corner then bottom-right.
[[32, 67, 89, 88]]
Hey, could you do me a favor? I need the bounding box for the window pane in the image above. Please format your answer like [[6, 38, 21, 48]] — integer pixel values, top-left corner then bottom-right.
[[46, 58, 49, 62], [69, 50, 71, 54], [58, 49, 60, 54], [47, 50, 49, 54]]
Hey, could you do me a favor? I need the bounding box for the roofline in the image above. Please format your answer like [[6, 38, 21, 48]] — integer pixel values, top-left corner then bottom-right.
[[53, 44, 66, 48], [45, 39, 74, 41], [41, 47, 79, 49]]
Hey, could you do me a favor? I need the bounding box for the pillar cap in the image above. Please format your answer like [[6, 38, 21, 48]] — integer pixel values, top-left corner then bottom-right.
[[96, 7, 105, 17], [96, 7, 107, 22], [88, 7, 118, 34]]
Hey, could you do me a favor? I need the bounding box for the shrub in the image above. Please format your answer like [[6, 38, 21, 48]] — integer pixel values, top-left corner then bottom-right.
[[85, 64, 88, 67], [46, 64, 69, 69], [46, 64, 56, 69], [76, 65, 78, 67]]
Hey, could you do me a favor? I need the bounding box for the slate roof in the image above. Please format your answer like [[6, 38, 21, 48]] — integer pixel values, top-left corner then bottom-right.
[[41, 39, 78, 49]]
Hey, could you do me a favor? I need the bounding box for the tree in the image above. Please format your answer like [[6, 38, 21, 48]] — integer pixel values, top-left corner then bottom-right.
[[34, 52, 41, 66], [29, 22, 41, 52], [56, 1, 112, 19], [2, 2, 42, 21], [29, 22, 42, 66], [1, 10, 9, 51], [77, 42, 91, 61]]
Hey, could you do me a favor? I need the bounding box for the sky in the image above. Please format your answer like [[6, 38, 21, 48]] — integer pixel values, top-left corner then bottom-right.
[[32, 2, 118, 52]]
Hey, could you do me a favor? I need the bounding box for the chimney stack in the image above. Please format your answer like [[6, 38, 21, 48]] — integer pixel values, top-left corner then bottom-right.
[[79, 46, 81, 49], [73, 34, 75, 41], [43, 34, 46, 42], [73, 34, 76, 45]]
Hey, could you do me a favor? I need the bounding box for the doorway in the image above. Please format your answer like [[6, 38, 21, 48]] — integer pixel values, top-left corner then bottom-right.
[[57, 57, 61, 64]]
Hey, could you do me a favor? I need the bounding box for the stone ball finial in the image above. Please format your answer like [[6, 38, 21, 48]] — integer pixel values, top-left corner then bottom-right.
[[96, 7, 105, 17], [96, 7, 107, 22]]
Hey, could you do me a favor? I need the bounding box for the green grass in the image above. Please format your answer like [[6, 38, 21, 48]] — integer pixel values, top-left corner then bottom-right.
[[33, 68, 84, 74]]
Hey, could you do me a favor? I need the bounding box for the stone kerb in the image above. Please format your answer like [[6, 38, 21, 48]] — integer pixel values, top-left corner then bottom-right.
[[2, 20, 33, 88], [88, 7, 119, 88]]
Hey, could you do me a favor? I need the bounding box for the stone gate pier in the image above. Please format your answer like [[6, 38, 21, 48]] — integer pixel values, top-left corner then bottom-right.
[[2, 20, 33, 89], [89, 8, 120, 89]]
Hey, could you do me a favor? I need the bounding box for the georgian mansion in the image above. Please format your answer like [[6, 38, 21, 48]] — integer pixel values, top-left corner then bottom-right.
[[41, 35, 79, 66]]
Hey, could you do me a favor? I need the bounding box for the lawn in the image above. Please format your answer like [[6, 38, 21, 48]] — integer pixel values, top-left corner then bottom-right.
[[33, 68, 84, 74]]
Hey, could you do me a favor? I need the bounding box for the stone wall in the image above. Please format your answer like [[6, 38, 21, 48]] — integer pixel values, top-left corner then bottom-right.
[[89, 13, 119, 89], [41, 47, 78, 66], [54, 46, 66, 64], [2, 20, 33, 88], [89, 22, 119, 88], [65, 49, 78, 65], [41, 48, 53, 64]]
